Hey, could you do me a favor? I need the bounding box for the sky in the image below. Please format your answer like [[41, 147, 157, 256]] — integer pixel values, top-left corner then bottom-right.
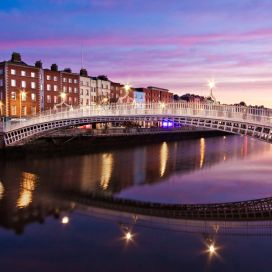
[[1, 0, 272, 106]]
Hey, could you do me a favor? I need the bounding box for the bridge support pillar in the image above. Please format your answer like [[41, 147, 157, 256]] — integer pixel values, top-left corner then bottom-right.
[[0, 133, 5, 149]]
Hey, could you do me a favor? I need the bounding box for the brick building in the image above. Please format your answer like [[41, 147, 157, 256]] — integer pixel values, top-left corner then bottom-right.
[[147, 86, 173, 103], [0, 53, 41, 117]]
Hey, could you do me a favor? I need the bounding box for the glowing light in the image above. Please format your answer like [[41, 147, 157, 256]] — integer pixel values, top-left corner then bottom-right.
[[61, 216, 69, 224], [60, 92, 66, 100], [125, 231, 133, 241], [209, 244, 216, 255], [0, 181, 4, 200], [160, 142, 168, 177], [17, 172, 37, 208], [160, 102, 166, 109], [208, 80, 216, 89], [124, 83, 131, 92], [100, 153, 113, 190], [200, 138, 205, 168]]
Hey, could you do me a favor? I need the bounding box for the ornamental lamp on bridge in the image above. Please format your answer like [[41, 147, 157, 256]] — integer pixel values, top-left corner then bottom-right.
[[207, 80, 217, 103]]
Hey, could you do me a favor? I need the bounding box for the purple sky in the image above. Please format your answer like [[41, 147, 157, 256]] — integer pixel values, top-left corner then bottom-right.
[[1, 0, 272, 106]]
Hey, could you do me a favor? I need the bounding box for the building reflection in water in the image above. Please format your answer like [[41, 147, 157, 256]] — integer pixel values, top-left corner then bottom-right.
[[16, 172, 38, 209], [199, 137, 205, 169], [0, 181, 4, 200], [160, 142, 168, 177], [100, 153, 113, 190]]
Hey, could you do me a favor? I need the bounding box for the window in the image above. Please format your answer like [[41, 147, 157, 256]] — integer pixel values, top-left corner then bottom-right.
[[54, 76, 58, 81], [86, 99, 89, 106], [31, 93, 36, 101], [74, 88, 78, 93], [74, 97, 77, 103], [11, 92, 16, 100], [80, 99, 83, 105], [11, 69, 16, 75], [68, 87, 72, 93], [63, 86, 67, 92], [11, 79, 16, 87], [54, 96, 57, 103], [21, 70, 26, 76], [31, 106, 36, 115], [86, 90, 89, 95], [68, 78, 72, 83], [46, 75, 51, 80], [53, 85, 57, 92], [21, 81, 26, 88], [21, 92, 26, 101], [68, 97, 72, 104], [0, 69, 3, 75], [47, 84, 51, 91], [80, 89, 83, 95], [31, 72, 35, 78], [31, 82, 36, 89], [47, 95, 51, 103], [80, 81, 83, 85], [0, 79, 3, 87], [11, 105, 16, 115], [63, 78, 67, 82], [22, 106, 27, 116], [74, 79, 77, 84], [86, 82, 89, 87]]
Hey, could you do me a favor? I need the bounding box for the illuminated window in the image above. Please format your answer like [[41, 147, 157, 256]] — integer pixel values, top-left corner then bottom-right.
[[31, 72, 35, 78], [11, 69, 16, 75], [31, 93, 36, 101], [11, 105, 16, 115], [11, 91, 16, 100], [69, 78, 72, 83], [63, 86, 67, 92], [47, 95, 51, 103], [31, 82, 36, 89], [31, 106, 36, 115], [21, 70, 26, 76], [11, 79, 16, 87], [68, 87, 72, 93], [47, 84, 51, 91], [53, 76, 58, 81], [21, 81, 26, 88], [22, 106, 27, 116], [54, 96, 57, 103], [74, 87, 78, 93], [0, 80, 3, 87], [63, 77, 67, 82], [53, 85, 57, 91]]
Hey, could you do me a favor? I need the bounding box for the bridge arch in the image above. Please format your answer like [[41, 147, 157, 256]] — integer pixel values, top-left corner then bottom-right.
[[2, 103, 272, 146]]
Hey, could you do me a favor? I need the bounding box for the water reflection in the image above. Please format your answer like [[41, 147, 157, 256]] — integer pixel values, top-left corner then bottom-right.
[[199, 138, 205, 168], [100, 153, 113, 190], [160, 142, 168, 177], [16, 172, 38, 208]]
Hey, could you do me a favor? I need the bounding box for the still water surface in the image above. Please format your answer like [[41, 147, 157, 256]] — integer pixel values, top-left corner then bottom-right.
[[0, 135, 272, 271]]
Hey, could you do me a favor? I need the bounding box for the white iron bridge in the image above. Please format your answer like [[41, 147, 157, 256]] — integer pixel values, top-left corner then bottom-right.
[[1, 102, 272, 146]]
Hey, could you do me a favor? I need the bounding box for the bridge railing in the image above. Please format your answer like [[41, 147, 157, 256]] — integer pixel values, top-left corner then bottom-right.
[[3, 102, 272, 132]]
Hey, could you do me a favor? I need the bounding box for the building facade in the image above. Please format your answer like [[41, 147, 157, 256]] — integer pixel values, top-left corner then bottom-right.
[[95, 75, 111, 104], [0, 53, 41, 117], [147, 86, 173, 103], [134, 88, 145, 103]]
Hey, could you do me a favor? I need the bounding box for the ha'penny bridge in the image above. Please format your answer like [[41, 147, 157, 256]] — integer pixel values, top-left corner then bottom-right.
[[68, 192, 272, 221], [0, 102, 271, 147]]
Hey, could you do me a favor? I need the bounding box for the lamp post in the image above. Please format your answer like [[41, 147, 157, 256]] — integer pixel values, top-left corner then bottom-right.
[[60, 92, 66, 112], [208, 80, 216, 103]]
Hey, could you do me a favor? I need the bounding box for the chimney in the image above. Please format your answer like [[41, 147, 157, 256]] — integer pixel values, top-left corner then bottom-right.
[[51, 64, 58, 71], [11, 52, 22, 63], [63, 68, 72, 73], [80, 68, 88, 77], [35, 60, 43, 68]]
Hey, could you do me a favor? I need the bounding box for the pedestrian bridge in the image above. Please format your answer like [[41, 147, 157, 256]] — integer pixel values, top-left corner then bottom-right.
[[1, 102, 272, 146]]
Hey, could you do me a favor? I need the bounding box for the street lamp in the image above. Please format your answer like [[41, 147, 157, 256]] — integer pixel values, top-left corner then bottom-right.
[[124, 83, 131, 93], [208, 80, 216, 103]]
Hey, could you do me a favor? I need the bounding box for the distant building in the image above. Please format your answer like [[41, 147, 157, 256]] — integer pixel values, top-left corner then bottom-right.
[[144, 86, 173, 103], [134, 88, 145, 103]]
